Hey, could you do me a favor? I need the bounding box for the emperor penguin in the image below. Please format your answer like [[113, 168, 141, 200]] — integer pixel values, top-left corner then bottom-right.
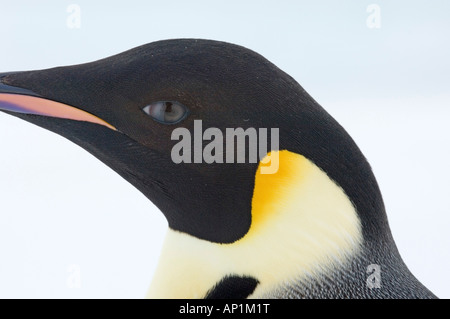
[[0, 39, 437, 299]]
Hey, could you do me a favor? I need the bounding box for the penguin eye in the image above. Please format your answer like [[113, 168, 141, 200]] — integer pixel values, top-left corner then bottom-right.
[[143, 101, 188, 124]]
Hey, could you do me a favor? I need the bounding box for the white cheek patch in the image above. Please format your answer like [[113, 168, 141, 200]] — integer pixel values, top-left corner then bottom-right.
[[147, 150, 363, 299]]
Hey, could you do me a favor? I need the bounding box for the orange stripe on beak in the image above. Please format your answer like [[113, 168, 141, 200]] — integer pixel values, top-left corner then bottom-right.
[[0, 93, 117, 131]]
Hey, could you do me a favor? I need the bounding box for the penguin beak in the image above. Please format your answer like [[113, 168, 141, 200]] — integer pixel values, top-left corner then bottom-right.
[[0, 75, 117, 131]]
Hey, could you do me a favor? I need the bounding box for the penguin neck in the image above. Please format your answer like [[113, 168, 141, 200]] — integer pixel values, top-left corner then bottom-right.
[[147, 151, 364, 298]]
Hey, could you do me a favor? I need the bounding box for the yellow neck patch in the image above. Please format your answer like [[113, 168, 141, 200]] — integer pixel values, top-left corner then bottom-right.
[[247, 150, 310, 241], [147, 150, 363, 298]]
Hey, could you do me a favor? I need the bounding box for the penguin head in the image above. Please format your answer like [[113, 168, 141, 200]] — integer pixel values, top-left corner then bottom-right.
[[0, 39, 392, 298]]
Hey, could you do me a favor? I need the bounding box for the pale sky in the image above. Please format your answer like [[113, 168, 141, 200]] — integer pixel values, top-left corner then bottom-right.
[[0, 0, 449, 298]]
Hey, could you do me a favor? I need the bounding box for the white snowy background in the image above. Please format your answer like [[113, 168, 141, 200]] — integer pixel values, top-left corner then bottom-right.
[[0, 0, 449, 298]]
